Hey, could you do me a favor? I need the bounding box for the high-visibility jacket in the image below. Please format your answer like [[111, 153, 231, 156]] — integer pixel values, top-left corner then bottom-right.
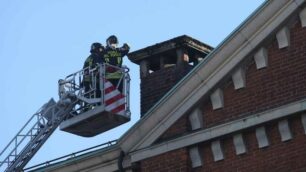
[[105, 70, 122, 79], [83, 53, 104, 82], [103, 46, 129, 79], [83, 53, 105, 69]]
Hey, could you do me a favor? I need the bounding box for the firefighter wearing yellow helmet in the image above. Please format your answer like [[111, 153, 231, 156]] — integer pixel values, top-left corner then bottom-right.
[[104, 35, 130, 92]]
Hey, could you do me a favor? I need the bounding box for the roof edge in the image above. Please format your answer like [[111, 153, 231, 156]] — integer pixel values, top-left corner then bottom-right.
[[127, 35, 213, 64]]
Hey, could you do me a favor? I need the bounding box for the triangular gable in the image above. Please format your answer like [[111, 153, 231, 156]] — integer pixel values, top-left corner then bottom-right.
[[118, 0, 306, 155]]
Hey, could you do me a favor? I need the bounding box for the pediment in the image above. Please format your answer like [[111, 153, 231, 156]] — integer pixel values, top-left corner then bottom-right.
[[118, 0, 306, 157]]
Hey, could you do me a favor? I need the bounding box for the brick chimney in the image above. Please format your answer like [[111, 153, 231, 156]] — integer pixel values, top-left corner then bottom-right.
[[128, 35, 213, 117]]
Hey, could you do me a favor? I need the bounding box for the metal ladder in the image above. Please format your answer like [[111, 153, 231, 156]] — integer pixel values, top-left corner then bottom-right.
[[0, 94, 77, 172]]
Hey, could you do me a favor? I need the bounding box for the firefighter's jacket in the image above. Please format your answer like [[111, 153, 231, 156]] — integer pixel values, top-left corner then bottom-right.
[[103, 45, 129, 79], [83, 53, 104, 82]]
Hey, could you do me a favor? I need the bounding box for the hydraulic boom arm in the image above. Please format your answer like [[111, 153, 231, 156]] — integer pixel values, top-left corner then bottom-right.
[[0, 94, 77, 172]]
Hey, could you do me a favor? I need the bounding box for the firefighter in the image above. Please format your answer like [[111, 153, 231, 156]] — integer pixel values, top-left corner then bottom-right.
[[83, 42, 105, 98], [103, 35, 130, 92]]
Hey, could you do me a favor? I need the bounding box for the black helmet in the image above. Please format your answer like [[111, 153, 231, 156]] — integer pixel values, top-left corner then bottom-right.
[[90, 42, 103, 53], [106, 35, 118, 48]]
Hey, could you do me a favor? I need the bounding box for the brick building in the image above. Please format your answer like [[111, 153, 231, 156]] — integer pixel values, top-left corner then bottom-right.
[[33, 0, 306, 171]]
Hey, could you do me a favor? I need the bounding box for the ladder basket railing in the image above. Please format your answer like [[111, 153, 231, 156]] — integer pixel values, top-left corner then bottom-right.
[[58, 63, 131, 117]]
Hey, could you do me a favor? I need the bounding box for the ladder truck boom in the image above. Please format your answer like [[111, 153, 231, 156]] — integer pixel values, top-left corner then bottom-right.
[[0, 94, 77, 172], [0, 63, 131, 172]]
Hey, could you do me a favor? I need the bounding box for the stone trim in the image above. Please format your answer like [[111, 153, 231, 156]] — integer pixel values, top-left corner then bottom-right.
[[256, 126, 270, 148], [233, 133, 247, 155], [189, 108, 204, 130], [211, 140, 224, 161], [278, 119, 292, 141], [210, 89, 224, 110], [254, 47, 268, 69], [299, 6, 306, 27], [189, 146, 203, 168], [232, 67, 246, 90], [276, 26, 290, 48]]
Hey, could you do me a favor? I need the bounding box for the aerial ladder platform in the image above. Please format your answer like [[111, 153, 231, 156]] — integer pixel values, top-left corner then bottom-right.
[[0, 64, 131, 172]]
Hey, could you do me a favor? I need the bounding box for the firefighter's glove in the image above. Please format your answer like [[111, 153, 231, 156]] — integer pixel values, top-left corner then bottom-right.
[[123, 43, 130, 50]]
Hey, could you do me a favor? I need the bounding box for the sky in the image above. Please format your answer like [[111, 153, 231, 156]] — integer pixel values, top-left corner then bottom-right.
[[0, 0, 265, 170]]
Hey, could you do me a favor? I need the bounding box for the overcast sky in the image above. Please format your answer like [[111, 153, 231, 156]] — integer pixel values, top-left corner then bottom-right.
[[0, 0, 265, 169]]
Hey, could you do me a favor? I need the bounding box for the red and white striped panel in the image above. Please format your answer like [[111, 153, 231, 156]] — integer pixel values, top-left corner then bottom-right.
[[104, 79, 126, 116]]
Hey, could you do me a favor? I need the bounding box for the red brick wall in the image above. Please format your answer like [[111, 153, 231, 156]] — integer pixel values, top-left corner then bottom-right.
[[194, 114, 306, 172], [203, 20, 306, 128], [141, 64, 192, 116], [140, 148, 191, 172], [159, 20, 306, 141], [155, 113, 191, 144]]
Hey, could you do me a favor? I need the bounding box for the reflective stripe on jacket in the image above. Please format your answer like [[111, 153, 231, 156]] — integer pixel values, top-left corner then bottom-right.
[[105, 71, 122, 79]]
